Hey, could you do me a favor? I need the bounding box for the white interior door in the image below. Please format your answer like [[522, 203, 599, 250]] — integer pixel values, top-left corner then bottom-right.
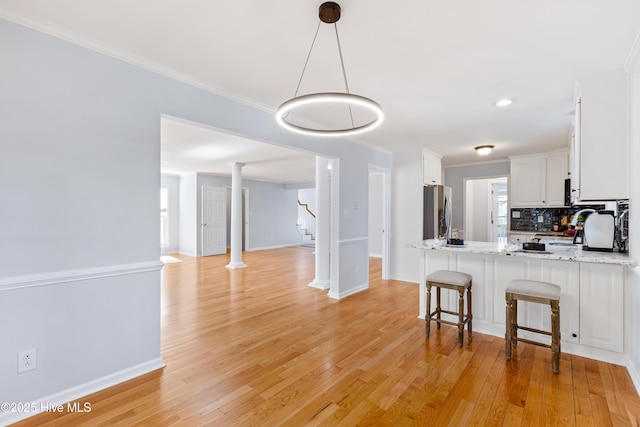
[[202, 185, 226, 256]]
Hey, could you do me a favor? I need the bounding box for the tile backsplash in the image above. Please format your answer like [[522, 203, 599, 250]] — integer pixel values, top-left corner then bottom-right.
[[510, 205, 605, 233]]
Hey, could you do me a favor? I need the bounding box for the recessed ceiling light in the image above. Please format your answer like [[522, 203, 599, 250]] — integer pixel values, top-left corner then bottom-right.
[[494, 98, 514, 107]]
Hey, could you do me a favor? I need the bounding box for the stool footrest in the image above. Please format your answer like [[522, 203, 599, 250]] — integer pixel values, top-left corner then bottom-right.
[[428, 310, 471, 323], [517, 325, 552, 336], [515, 337, 551, 349], [427, 317, 470, 328]]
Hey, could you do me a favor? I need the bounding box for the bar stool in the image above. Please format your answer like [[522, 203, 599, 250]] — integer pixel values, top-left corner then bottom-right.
[[505, 279, 561, 374], [425, 270, 473, 347]]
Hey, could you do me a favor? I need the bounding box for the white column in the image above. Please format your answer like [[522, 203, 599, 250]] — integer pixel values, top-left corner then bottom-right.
[[309, 156, 331, 289], [226, 162, 247, 269]]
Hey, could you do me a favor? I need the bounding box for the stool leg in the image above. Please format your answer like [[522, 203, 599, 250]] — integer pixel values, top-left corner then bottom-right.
[[505, 293, 513, 360], [457, 288, 464, 347], [436, 287, 442, 330], [426, 283, 432, 338], [551, 300, 560, 374], [467, 285, 473, 337], [512, 297, 518, 349]]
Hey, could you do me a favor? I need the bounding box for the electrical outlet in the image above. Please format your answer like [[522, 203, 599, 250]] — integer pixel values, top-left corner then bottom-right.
[[18, 349, 37, 373]]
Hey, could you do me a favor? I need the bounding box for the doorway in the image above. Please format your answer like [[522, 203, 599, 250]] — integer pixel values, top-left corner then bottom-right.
[[464, 176, 508, 242], [369, 165, 391, 280]]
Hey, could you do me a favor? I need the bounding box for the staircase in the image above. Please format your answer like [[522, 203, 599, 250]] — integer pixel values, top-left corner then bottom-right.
[[297, 200, 316, 248]]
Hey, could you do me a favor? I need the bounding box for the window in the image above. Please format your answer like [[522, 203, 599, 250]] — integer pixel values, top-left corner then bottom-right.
[[160, 186, 169, 247]]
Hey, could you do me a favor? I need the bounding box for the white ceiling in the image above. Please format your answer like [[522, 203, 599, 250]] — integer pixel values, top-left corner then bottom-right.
[[1, 1, 639, 183]]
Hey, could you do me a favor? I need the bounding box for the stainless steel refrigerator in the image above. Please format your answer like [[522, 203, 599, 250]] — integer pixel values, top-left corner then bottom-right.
[[423, 185, 452, 240]]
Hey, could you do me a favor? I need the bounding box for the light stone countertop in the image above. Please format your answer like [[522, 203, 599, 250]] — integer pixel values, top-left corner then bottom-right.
[[414, 240, 637, 266]]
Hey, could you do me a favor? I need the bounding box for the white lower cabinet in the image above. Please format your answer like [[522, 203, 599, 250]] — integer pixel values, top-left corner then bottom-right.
[[540, 259, 580, 344], [421, 251, 624, 355], [579, 263, 624, 353], [493, 257, 580, 345]]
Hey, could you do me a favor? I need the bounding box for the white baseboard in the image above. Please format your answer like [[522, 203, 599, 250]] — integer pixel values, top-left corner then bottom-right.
[[328, 282, 369, 299], [0, 357, 165, 426], [246, 243, 299, 252], [627, 359, 640, 395], [177, 250, 198, 257]]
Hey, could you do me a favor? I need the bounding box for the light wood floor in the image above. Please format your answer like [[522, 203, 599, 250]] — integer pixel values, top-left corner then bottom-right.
[[14, 247, 640, 426]]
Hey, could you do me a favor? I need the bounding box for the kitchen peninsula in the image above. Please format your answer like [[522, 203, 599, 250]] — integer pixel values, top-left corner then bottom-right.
[[416, 240, 637, 366]]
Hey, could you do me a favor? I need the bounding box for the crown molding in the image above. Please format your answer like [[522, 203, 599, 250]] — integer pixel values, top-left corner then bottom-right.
[[0, 11, 274, 113]]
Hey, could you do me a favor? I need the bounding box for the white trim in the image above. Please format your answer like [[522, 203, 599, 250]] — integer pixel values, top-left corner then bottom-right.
[[328, 282, 369, 299], [0, 261, 164, 292], [338, 237, 368, 245], [444, 159, 510, 169], [627, 360, 640, 395], [309, 279, 330, 290], [245, 243, 301, 252], [0, 11, 271, 114], [178, 250, 198, 257], [625, 27, 640, 72], [369, 164, 392, 280], [0, 357, 165, 426]]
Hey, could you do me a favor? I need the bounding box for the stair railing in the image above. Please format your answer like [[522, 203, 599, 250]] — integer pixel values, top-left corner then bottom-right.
[[297, 200, 316, 242]]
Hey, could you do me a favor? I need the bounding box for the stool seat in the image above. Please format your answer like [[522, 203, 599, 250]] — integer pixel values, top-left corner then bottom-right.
[[427, 270, 472, 288], [426, 270, 473, 347], [505, 279, 561, 374], [506, 280, 560, 300]]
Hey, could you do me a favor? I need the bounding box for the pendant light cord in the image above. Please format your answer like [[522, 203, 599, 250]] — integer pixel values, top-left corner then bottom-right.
[[333, 23, 355, 129], [292, 21, 322, 99]]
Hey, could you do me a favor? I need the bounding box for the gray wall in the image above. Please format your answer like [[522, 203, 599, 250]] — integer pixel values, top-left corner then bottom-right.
[[444, 161, 510, 230], [0, 17, 390, 420], [178, 174, 302, 255]]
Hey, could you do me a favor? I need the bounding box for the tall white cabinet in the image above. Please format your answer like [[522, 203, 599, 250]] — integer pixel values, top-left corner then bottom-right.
[[572, 68, 629, 201]]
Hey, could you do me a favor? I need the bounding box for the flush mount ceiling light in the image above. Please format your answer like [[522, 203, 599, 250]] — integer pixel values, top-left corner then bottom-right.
[[475, 145, 494, 155], [494, 98, 515, 107], [276, 2, 383, 137]]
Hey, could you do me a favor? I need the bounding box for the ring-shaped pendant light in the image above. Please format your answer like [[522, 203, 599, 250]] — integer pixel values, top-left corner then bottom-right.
[[276, 2, 383, 137], [276, 93, 383, 137]]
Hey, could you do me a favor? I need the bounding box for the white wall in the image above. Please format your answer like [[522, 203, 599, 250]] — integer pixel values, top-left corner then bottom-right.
[[390, 148, 423, 283], [464, 178, 493, 242], [628, 39, 640, 391], [178, 174, 198, 256]]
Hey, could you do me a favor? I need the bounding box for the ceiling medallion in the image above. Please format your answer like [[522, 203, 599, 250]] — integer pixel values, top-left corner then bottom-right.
[[276, 2, 383, 137]]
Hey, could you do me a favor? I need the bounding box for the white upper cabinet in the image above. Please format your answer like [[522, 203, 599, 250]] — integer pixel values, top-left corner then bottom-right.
[[574, 69, 629, 200], [510, 149, 568, 207], [545, 150, 570, 206], [423, 148, 442, 186]]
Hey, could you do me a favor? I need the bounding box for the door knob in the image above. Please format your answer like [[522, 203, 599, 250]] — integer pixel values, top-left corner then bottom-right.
[[202, 223, 207, 227]]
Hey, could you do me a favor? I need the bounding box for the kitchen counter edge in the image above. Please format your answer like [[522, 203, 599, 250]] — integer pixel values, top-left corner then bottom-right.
[[414, 240, 637, 266]]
